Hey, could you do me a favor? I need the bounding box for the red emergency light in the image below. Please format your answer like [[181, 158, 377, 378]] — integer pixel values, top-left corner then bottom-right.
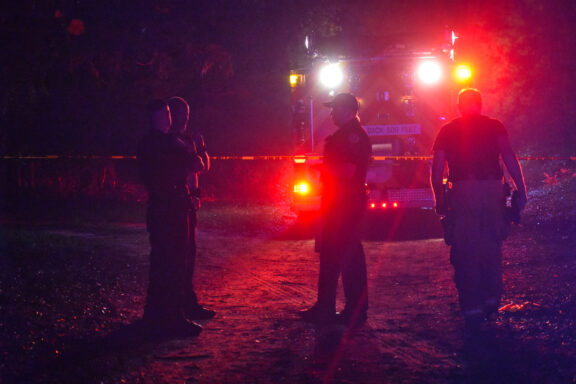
[[293, 182, 310, 195], [368, 201, 400, 209], [294, 157, 306, 164]]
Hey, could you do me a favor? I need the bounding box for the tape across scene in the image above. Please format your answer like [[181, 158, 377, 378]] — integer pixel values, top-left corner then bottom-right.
[[1, 155, 575, 161]]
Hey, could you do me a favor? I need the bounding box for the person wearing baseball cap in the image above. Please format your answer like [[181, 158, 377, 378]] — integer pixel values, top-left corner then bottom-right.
[[322, 92, 360, 112], [299, 93, 372, 328]]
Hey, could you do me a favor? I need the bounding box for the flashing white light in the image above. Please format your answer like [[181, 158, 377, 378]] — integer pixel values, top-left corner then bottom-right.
[[319, 63, 344, 89], [417, 61, 443, 85], [305, 36, 309, 50], [452, 31, 458, 46]]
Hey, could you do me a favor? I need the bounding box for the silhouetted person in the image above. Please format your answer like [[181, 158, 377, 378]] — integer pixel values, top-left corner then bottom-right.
[[431, 88, 527, 332], [137, 99, 205, 338], [167, 96, 215, 320], [300, 93, 372, 327]]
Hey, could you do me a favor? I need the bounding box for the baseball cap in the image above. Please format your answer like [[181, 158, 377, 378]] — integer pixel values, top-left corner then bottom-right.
[[322, 93, 359, 112]]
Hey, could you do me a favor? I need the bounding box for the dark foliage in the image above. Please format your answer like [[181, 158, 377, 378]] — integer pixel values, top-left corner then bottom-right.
[[0, 158, 294, 213], [1, 0, 575, 157]]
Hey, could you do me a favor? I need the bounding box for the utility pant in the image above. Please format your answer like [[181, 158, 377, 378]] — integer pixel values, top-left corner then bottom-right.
[[184, 209, 200, 310], [316, 196, 368, 315], [448, 180, 510, 317], [144, 198, 198, 322]]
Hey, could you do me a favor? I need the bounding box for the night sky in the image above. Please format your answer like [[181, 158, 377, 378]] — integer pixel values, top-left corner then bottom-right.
[[1, 0, 575, 156]]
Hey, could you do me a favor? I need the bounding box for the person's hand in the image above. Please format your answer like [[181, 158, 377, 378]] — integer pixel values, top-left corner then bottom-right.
[[192, 133, 206, 154], [435, 197, 449, 216], [192, 196, 201, 210], [435, 205, 448, 216]]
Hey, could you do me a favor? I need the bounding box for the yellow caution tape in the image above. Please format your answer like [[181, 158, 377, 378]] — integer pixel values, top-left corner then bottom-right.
[[1, 155, 575, 161]]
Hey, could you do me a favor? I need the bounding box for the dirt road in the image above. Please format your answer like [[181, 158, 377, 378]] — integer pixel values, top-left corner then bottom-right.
[[2, 200, 576, 383]]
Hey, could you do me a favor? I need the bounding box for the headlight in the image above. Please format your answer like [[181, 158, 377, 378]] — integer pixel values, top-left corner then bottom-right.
[[417, 61, 443, 85], [319, 63, 344, 89]]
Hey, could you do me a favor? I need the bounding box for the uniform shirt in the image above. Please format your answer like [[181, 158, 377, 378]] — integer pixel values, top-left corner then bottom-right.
[[137, 130, 201, 201], [433, 115, 507, 181], [322, 118, 372, 203]]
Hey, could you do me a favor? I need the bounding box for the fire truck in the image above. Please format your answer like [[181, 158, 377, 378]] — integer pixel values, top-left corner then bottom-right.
[[290, 31, 472, 213]]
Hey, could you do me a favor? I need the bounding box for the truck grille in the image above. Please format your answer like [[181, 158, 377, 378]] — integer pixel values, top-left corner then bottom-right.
[[387, 188, 434, 203]]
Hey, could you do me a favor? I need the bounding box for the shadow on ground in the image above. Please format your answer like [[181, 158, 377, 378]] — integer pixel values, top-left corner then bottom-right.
[[279, 209, 443, 242]]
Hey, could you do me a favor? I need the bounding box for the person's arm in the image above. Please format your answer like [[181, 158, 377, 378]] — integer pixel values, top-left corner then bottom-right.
[[192, 155, 205, 173], [497, 134, 527, 210], [323, 162, 357, 179], [431, 149, 447, 214], [190, 132, 210, 172], [200, 151, 210, 173], [176, 137, 205, 173]]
